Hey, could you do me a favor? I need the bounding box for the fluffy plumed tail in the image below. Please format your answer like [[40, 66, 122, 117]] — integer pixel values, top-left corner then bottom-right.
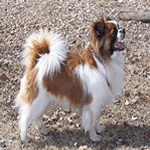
[[22, 30, 68, 82]]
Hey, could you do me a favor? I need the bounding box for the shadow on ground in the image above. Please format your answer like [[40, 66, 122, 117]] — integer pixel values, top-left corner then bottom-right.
[[30, 124, 150, 149]]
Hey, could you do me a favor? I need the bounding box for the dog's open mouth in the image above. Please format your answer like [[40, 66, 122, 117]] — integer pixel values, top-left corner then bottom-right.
[[113, 42, 127, 51]]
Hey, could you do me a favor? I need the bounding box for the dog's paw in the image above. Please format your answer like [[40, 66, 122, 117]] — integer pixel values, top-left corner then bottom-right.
[[90, 133, 102, 142], [40, 126, 50, 136], [90, 129, 102, 142], [96, 124, 105, 134], [21, 136, 31, 143]]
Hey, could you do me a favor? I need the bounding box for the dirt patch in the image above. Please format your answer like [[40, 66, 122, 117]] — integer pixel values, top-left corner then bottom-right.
[[0, 0, 150, 149]]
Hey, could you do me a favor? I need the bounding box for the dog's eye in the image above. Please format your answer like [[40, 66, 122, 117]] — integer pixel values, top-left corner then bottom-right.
[[113, 27, 117, 36]]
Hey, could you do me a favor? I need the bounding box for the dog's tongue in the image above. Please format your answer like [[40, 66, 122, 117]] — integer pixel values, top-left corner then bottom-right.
[[113, 42, 127, 51]]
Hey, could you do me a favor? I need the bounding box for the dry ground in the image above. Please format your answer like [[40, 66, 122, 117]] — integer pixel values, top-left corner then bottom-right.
[[0, 0, 150, 149]]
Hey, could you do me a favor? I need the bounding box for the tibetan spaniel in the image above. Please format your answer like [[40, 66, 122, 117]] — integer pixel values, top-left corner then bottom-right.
[[16, 18, 126, 142]]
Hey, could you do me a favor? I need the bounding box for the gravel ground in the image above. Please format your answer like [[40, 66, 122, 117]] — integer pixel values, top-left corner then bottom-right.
[[0, 0, 150, 149]]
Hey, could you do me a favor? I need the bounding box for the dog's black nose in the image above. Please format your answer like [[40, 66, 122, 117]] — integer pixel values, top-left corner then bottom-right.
[[120, 27, 125, 36]]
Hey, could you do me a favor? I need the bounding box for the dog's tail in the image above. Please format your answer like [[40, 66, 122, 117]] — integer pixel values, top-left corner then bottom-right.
[[22, 30, 68, 82]]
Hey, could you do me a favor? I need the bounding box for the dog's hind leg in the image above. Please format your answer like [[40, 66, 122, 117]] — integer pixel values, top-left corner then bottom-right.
[[35, 117, 50, 136], [19, 104, 33, 143], [19, 91, 52, 142], [35, 101, 53, 136]]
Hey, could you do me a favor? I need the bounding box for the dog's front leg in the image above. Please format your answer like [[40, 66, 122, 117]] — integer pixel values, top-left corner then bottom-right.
[[89, 112, 102, 142]]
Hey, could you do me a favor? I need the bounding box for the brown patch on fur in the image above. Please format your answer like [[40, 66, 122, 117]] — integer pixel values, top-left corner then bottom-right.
[[67, 52, 83, 73], [18, 32, 51, 104], [20, 71, 38, 104], [82, 48, 97, 69], [43, 61, 92, 106], [104, 23, 116, 41], [101, 23, 116, 61], [90, 20, 104, 55], [89, 36, 102, 56], [24, 36, 50, 70], [90, 19, 117, 62], [101, 39, 111, 61]]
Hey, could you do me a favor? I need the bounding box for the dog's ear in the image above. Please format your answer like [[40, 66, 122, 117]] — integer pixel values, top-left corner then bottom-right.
[[100, 17, 105, 23], [93, 18, 105, 38], [105, 16, 112, 22]]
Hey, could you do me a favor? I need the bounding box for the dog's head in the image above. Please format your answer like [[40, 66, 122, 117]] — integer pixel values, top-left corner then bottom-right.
[[90, 18, 126, 59]]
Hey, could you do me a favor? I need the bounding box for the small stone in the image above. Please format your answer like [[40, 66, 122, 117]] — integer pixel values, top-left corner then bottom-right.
[[118, 139, 123, 142], [59, 111, 66, 116], [9, 139, 13, 143], [64, 108, 71, 113], [0, 37, 2, 43], [123, 121, 128, 126], [56, 122, 61, 127], [0, 73, 8, 80], [131, 116, 138, 121], [51, 115, 58, 121], [76, 123, 80, 128], [59, 117, 63, 121], [67, 117, 73, 125], [70, 112, 78, 119], [74, 142, 77, 147], [124, 91, 130, 97], [35, 137, 40, 140], [125, 101, 130, 106], [0, 139, 5, 144], [78, 145, 88, 150], [8, 112, 14, 117], [0, 30, 4, 33], [131, 99, 138, 104]]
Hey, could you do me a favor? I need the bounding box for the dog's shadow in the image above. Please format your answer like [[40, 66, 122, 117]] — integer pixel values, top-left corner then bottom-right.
[[32, 124, 150, 149]]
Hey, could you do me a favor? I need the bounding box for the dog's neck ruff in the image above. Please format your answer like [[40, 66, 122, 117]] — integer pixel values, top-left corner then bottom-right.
[[90, 49, 104, 65]]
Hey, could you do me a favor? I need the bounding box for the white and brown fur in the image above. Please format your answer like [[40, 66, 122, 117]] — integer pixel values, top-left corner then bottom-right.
[[16, 18, 126, 142]]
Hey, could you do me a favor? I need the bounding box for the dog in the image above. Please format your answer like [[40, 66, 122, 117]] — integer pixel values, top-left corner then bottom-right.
[[15, 17, 126, 142]]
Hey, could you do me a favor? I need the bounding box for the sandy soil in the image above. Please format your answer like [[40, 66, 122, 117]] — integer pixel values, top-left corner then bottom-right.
[[0, 0, 150, 149]]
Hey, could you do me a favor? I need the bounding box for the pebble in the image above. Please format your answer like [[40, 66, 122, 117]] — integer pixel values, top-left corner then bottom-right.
[[131, 99, 137, 104], [78, 145, 88, 150], [125, 101, 130, 106], [0, 139, 5, 144], [74, 142, 77, 147], [118, 139, 123, 142], [76, 123, 80, 128], [0, 73, 8, 80], [0, 38, 2, 43], [35, 137, 40, 140], [9, 139, 13, 143], [118, 0, 123, 2], [131, 116, 138, 121], [67, 117, 73, 125]]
